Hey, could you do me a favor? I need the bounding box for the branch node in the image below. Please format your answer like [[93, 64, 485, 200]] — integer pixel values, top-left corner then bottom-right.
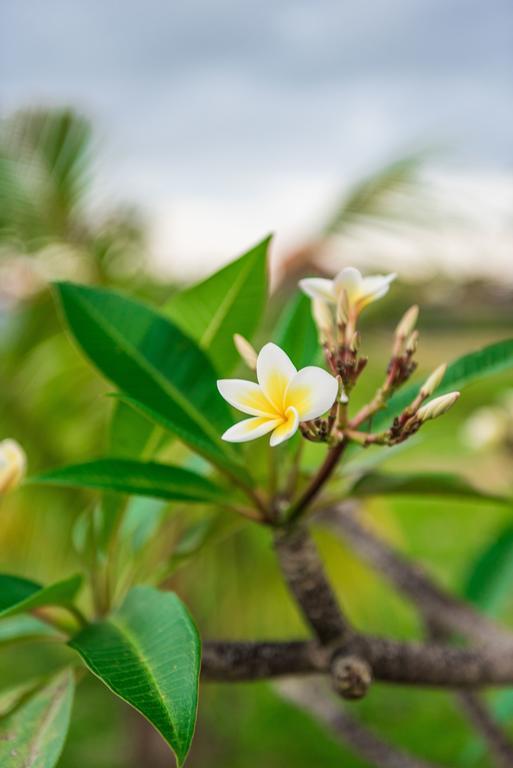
[[330, 653, 372, 700]]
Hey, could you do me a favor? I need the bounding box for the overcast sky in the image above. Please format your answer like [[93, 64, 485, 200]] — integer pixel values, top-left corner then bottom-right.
[[2, 0, 513, 277]]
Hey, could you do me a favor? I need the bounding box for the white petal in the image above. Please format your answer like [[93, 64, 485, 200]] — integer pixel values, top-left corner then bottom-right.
[[298, 278, 336, 304], [221, 416, 281, 443], [217, 379, 276, 417], [256, 343, 297, 412], [285, 366, 339, 421], [360, 273, 396, 304], [333, 267, 363, 303], [270, 407, 299, 447]]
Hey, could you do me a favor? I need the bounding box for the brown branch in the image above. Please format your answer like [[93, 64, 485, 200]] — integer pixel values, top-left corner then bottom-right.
[[457, 692, 513, 768], [322, 504, 513, 763], [202, 636, 513, 688], [287, 440, 347, 521], [426, 620, 513, 767], [274, 525, 351, 645], [318, 504, 513, 648], [276, 678, 445, 768], [201, 640, 319, 681]]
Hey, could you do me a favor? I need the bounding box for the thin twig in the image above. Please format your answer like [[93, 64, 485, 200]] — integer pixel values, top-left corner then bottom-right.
[[288, 440, 347, 521], [457, 692, 513, 768], [276, 677, 446, 768]]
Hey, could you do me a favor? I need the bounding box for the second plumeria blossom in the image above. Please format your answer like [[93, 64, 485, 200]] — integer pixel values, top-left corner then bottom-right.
[[300, 267, 396, 316], [218, 343, 338, 446]]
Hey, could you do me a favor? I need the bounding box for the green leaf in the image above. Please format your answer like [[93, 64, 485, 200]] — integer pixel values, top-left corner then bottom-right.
[[109, 400, 159, 458], [34, 458, 230, 504], [0, 574, 82, 619], [461, 522, 513, 766], [274, 293, 319, 369], [165, 237, 270, 373], [0, 616, 60, 645], [349, 471, 505, 503], [0, 669, 74, 768], [69, 586, 200, 765], [463, 523, 513, 615], [372, 338, 513, 432], [54, 282, 247, 481]]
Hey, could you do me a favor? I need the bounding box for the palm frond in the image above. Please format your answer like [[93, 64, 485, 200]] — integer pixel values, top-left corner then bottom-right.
[[0, 108, 92, 247], [324, 151, 433, 235]]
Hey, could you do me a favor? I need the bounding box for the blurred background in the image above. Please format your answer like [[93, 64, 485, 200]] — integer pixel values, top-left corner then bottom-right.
[[1, 1, 513, 766]]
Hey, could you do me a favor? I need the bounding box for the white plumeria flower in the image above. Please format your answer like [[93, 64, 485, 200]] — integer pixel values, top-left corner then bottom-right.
[[217, 343, 338, 446], [299, 267, 396, 316], [0, 439, 26, 494]]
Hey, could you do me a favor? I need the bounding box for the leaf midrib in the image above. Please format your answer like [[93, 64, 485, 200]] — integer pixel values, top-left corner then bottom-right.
[[43, 460, 224, 501], [73, 290, 227, 454], [200, 252, 256, 349], [26, 673, 71, 768], [110, 615, 178, 747]]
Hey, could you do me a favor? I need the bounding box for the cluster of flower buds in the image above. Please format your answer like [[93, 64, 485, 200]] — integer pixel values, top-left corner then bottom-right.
[[385, 305, 419, 392], [218, 267, 460, 450], [0, 439, 26, 495]]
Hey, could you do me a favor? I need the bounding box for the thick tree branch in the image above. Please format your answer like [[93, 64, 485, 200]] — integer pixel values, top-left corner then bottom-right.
[[201, 640, 320, 681], [276, 678, 445, 768], [322, 504, 513, 764], [274, 525, 352, 645], [426, 620, 513, 767], [202, 637, 513, 688], [319, 504, 513, 648]]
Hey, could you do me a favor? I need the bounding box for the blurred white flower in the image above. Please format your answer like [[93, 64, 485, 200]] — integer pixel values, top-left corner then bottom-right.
[[462, 406, 510, 450], [0, 439, 27, 494], [299, 267, 396, 316]]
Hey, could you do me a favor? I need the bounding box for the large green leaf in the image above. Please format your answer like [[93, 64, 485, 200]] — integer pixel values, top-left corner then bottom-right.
[[34, 458, 230, 504], [165, 237, 269, 373], [463, 523, 513, 615], [109, 400, 160, 458], [69, 586, 200, 765], [274, 293, 319, 369], [371, 338, 513, 432], [54, 282, 247, 481], [349, 471, 505, 503], [0, 669, 74, 768], [0, 574, 82, 619]]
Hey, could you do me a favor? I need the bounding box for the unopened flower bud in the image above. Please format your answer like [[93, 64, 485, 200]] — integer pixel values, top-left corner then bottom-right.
[[420, 363, 447, 398], [396, 305, 419, 340], [417, 391, 460, 423], [233, 334, 257, 370], [0, 439, 26, 494], [405, 330, 419, 355], [311, 298, 333, 343], [336, 289, 350, 326], [350, 331, 360, 354]]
